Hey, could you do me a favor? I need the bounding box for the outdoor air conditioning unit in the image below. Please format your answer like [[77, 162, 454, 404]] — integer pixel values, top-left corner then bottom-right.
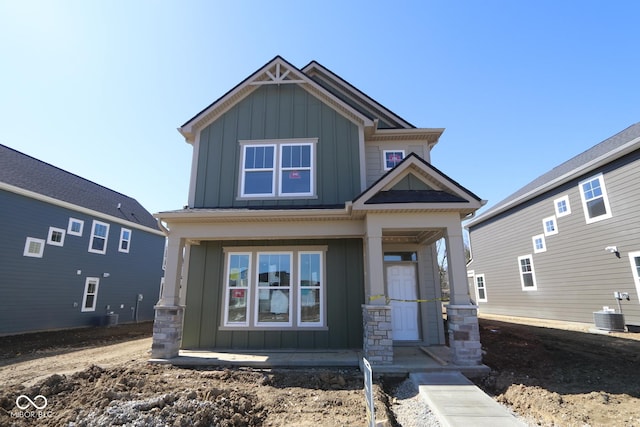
[[593, 311, 625, 332]]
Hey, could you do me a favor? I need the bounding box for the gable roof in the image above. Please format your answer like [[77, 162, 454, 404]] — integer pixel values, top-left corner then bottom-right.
[[0, 144, 160, 232], [352, 153, 484, 217], [467, 121, 640, 227]]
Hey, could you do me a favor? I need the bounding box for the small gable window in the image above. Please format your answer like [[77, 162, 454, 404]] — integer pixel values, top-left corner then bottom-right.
[[68, 218, 84, 236], [47, 227, 66, 247], [240, 139, 316, 198], [383, 150, 405, 170], [23, 237, 45, 258], [554, 195, 571, 217], [579, 173, 612, 223]]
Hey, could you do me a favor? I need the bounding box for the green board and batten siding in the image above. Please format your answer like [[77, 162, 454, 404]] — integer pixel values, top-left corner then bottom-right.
[[182, 239, 364, 350], [194, 84, 361, 208]]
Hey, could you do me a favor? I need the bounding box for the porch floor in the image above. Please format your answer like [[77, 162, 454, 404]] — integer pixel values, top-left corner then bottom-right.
[[149, 345, 489, 377]]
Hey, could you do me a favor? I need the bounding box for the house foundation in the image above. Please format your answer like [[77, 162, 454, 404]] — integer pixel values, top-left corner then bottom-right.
[[446, 304, 482, 365], [151, 305, 184, 359], [362, 305, 393, 365]]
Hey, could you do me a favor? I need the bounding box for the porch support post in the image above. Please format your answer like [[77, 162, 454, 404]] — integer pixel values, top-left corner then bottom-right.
[[151, 235, 185, 359], [361, 216, 393, 364], [444, 225, 482, 366]]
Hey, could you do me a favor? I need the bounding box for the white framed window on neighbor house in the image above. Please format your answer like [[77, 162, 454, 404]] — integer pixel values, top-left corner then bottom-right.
[[88, 220, 110, 254], [81, 277, 100, 312], [239, 139, 316, 198], [222, 246, 326, 329], [579, 173, 612, 223], [383, 150, 405, 170], [23, 237, 45, 258], [518, 255, 537, 291], [628, 251, 640, 303], [68, 217, 84, 236], [532, 234, 547, 253], [554, 195, 571, 217], [475, 274, 488, 302], [47, 227, 66, 246], [119, 228, 132, 253], [542, 215, 558, 236]]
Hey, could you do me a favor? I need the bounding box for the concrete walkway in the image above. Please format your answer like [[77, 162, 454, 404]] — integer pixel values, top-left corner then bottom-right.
[[411, 372, 526, 427]]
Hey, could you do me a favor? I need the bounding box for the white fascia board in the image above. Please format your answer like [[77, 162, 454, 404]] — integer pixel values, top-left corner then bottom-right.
[[467, 136, 640, 228], [1, 182, 165, 236], [154, 206, 352, 223]]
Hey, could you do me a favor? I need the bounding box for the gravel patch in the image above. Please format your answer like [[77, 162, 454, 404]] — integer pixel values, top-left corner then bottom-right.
[[390, 377, 441, 427]]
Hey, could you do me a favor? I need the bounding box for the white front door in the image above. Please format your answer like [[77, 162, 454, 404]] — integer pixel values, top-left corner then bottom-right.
[[386, 264, 419, 341]]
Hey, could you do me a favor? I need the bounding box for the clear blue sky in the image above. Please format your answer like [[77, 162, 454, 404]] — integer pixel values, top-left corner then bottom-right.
[[1, 1, 639, 216]]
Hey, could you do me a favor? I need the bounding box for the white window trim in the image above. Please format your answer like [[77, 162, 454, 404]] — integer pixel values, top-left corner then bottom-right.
[[67, 217, 84, 236], [81, 277, 100, 312], [118, 228, 132, 253], [518, 254, 537, 291], [88, 220, 110, 254], [223, 252, 252, 327], [23, 237, 45, 258], [239, 139, 317, 199], [47, 226, 66, 247], [383, 150, 405, 171], [542, 215, 558, 236], [628, 251, 640, 304], [475, 273, 488, 303], [554, 195, 571, 217], [297, 251, 324, 327], [255, 251, 293, 327], [532, 234, 547, 253], [579, 173, 612, 224]]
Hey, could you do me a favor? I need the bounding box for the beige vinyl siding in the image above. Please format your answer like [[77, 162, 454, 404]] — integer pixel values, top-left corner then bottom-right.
[[365, 142, 430, 186], [468, 149, 640, 325]]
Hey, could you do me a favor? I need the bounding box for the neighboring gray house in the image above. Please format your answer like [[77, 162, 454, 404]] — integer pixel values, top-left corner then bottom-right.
[[466, 122, 640, 328], [0, 144, 166, 335], [151, 56, 485, 367]]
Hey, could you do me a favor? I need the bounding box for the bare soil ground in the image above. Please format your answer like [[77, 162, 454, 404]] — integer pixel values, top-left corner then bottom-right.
[[1, 318, 640, 426]]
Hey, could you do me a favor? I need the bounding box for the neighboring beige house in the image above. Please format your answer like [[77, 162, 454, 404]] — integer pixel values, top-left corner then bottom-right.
[[152, 56, 485, 366]]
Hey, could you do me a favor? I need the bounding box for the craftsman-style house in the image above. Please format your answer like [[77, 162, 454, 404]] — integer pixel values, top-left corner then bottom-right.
[[152, 56, 485, 366]]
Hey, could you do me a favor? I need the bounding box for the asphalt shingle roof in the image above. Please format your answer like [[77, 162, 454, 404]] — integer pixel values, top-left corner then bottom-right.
[[469, 122, 640, 226], [0, 144, 159, 230]]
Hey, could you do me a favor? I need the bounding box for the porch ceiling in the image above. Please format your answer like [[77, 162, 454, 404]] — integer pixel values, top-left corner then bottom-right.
[[382, 228, 444, 245]]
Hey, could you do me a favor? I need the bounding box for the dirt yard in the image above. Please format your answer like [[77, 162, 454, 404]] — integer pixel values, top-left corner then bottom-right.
[[1, 318, 640, 426]]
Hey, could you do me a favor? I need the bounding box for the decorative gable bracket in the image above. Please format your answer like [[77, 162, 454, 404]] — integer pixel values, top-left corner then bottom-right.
[[250, 62, 306, 86]]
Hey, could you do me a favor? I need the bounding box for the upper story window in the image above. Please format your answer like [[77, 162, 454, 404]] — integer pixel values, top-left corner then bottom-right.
[[518, 255, 537, 291], [542, 215, 558, 236], [88, 220, 110, 254], [532, 234, 546, 253], [579, 173, 612, 223], [383, 150, 405, 170], [119, 228, 132, 253], [47, 227, 66, 246], [68, 218, 84, 236], [240, 139, 316, 198], [553, 195, 571, 217]]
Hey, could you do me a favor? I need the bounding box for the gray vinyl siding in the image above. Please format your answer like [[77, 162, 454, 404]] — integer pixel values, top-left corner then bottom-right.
[[365, 142, 430, 187], [468, 149, 640, 325], [193, 84, 361, 208], [0, 190, 165, 335], [182, 238, 364, 350]]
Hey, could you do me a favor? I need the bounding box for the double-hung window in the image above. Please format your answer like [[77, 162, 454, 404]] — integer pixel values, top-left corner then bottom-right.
[[628, 252, 640, 303], [119, 228, 132, 253], [518, 255, 537, 290], [222, 247, 325, 329], [240, 139, 316, 198], [81, 277, 100, 312], [579, 173, 612, 223], [89, 220, 110, 254], [475, 274, 487, 302]]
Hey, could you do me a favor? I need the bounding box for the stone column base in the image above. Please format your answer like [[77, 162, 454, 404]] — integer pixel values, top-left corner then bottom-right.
[[362, 305, 393, 365], [446, 304, 482, 366], [151, 305, 184, 359]]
